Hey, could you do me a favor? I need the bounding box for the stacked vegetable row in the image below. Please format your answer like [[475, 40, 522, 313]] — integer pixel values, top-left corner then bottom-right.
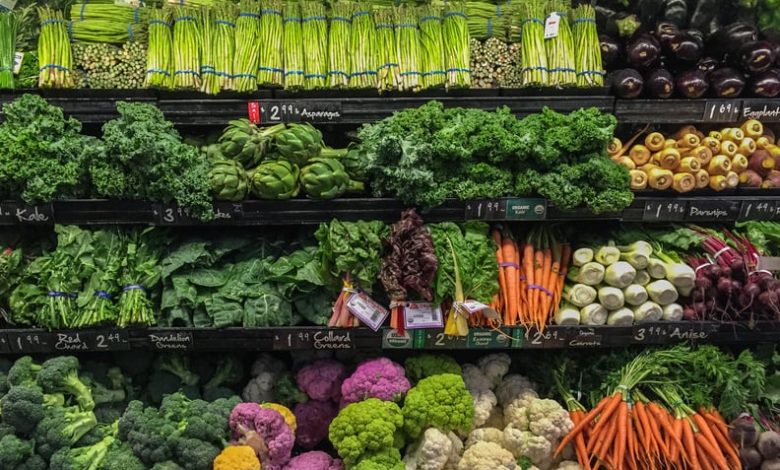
[[613, 120, 780, 192]]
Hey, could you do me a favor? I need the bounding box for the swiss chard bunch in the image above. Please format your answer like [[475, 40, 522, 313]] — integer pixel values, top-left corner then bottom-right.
[[117, 228, 167, 327], [87, 102, 213, 220], [0, 94, 92, 202], [74, 229, 124, 328]]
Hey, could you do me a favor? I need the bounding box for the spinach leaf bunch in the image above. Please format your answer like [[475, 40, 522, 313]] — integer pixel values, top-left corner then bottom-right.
[[88, 102, 213, 220], [0, 94, 92, 202]]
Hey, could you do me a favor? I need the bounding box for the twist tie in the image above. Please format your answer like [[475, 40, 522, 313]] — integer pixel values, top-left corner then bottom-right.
[[499, 261, 520, 269], [713, 247, 731, 259], [389, 300, 405, 309], [528, 284, 552, 296], [694, 262, 712, 273], [48, 291, 77, 299], [40, 64, 71, 72]]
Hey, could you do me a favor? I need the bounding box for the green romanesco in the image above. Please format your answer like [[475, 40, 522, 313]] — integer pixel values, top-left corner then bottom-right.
[[402, 373, 474, 439], [328, 398, 405, 467], [404, 354, 462, 383], [352, 449, 405, 470]]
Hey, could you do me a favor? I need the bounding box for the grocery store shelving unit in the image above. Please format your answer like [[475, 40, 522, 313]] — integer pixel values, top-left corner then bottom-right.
[[3, 90, 780, 352]]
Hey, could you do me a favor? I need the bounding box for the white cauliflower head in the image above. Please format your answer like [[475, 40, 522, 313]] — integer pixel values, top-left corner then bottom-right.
[[471, 389, 498, 428], [462, 364, 492, 392], [496, 374, 536, 407], [465, 427, 505, 450], [485, 405, 505, 429], [404, 428, 462, 470], [503, 426, 552, 467], [526, 399, 574, 444], [477, 353, 512, 387], [458, 442, 517, 470], [502, 391, 539, 431], [241, 371, 277, 402]]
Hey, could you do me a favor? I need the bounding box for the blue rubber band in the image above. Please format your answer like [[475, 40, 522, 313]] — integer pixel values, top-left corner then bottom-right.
[[352, 10, 370, 19], [41, 18, 67, 27], [549, 67, 576, 73], [215, 20, 236, 27], [258, 65, 283, 73], [378, 62, 398, 70], [376, 23, 393, 29], [147, 68, 171, 76], [175, 15, 196, 22], [496, 4, 501, 16], [521, 18, 544, 25], [487, 17, 492, 37], [174, 69, 199, 76], [398, 22, 417, 28], [446, 67, 471, 73], [350, 70, 377, 77], [523, 66, 548, 72], [328, 70, 349, 77], [572, 18, 596, 24], [232, 72, 257, 79], [128, 23, 134, 40], [261, 8, 282, 16], [303, 15, 326, 22], [304, 73, 327, 79], [0, 66, 11, 71], [400, 71, 421, 77], [419, 15, 440, 23], [239, 12, 260, 18], [576, 70, 606, 76], [40, 64, 71, 72], [283, 17, 302, 23], [443, 11, 467, 19], [95, 290, 113, 300], [331, 16, 351, 23], [149, 19, 172, 27], [80, 0, 87, 21], [122, 284, 146, 292], [284, 70, 305, 76]]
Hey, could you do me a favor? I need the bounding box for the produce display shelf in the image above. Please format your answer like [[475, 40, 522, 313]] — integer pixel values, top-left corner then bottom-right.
[[614, 98, 780, 124], [0, 321, 774, 353], [0, 89, 615, 125], [5, 193, 780, 226]]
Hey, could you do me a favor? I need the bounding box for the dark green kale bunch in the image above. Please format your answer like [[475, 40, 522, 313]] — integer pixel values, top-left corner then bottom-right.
[[0, 94, 92, 202], [87, 102, 213, 220]]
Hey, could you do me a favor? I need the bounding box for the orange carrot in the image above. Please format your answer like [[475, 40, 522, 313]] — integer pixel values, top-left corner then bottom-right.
[[682, 420, 700, 470], [697, 441, 716, 470], [502, 236, 519, 325], [522, 234, 535, 326], [571, 411, 592, 470], [556, 394, 616, 455], [533, 237, 545, 325], [626, 408, 636, 468], [593, 412, 619, 459], [709, 423, 741, 469], [590, 393, 625, 437], [493, 230, 509, 324], [613, 401, 628, 467], [539, 240, 555, 327], [696, 431, 730, 470], [645, 404, 672, 457]]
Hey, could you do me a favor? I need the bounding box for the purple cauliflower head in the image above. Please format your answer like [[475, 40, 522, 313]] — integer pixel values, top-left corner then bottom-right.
[[295, 359, 347, 402], [293, 400, 339, 450], [254, 407, 295, 470], [229, 402, 262, 441], [283, 451, 344, 470], [340, 357, 411, 405]]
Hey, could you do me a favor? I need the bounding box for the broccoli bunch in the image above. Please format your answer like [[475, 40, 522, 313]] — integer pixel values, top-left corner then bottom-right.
[[118, 392, 239, 470]]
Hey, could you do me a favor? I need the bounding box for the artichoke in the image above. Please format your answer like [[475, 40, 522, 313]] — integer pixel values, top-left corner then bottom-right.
[[250, 160, 300, 199], [218, 119, 285, 169], [271, 123, 324, 166], [338, 146, 368, 182], [300, 157, 365, 199], [209, 159, 249, 201], [202, 143, 225, 160]]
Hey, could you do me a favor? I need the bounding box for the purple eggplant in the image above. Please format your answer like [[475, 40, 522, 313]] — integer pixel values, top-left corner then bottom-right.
[[600, 35, 623, 70], [669, 32, 704, 64], [709, 67, 746, 97], [740, 41, 777, 74], [707, 22, 758, 61], [750, 69, 780, 98], [612, 68, 644, 98], [626, 34, 661, 68], [676, 69, 709, 98], [646, 69, 675, 98], [655, 22, 680, 51], [697, 57, 719, 75]]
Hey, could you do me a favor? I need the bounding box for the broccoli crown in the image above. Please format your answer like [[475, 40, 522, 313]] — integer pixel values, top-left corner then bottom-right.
[[174, 437, 220, 470], [15, 453, 47, 470], [328, 398, 404, 467], [0, 385, 45, 434], [37, 356, 95, 411], [7, 356, 41, 387], [151, 462, 184, 470], [402, 373, 474, 439], [155, 355, 200, 386], [49, 432, 114, 470], [96, 442, 146, 470], [0, 434, 34, 468], [163, 393, 233, 446], [118, 400, 178, 465], [34, 406, 99, 459], [273, 372, 307, 408], [404, 354, 462, 383], [94, 403, 126, 424], [75, 422, 115, 447], [83, 374, 126, 406]]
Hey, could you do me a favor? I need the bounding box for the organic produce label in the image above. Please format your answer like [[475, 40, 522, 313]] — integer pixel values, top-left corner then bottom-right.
[[403, 302, 443, 329], [505, 198, 547, 220], [381, 329, 418, 349], [12, 52, 22, 75], [466, 329, 511, 348], [544, 13, 560, 39], [347, 292, 389, 331]]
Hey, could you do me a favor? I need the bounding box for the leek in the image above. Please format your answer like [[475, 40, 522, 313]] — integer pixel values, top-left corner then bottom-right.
[[646, 279, 678, 306], [634, 270, 651, 286], [572, 247, 594, 267], [567, 261, 605, 286], [662, 303, 683, 321], [594, 244, 620, 265], [598, 286, 625, 310], [634, 301, 663, 323], [604, 261, 637, 288], [565, 284, 597, 308], [607, 308, 635, 326], [580, 303, 607, 325], [554, 302, 580, 326], [618, 240, 652, 269], [624, 284, 648, 306]]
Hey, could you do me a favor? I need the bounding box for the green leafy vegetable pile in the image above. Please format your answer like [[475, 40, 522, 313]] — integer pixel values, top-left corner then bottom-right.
[[357, 101, 631, 213]]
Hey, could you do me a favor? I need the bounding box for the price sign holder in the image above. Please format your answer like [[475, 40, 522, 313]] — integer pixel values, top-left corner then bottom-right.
[[686, 200, 739, 222], [504, 198, 547, 220], [702, 100, 741, 122], [642, 200, 687, 222], [466, 329, 511, 348], [273, 329, 352, 350], [739, 201, 780, 221], [247, 100, 343, 124], [423, 330, 468, 349], [8, 331, 54, 353], [147, 330, 194, 350]]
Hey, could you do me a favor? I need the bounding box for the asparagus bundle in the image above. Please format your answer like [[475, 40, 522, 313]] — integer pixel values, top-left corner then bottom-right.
[[0, 12, 16, 89], [282, 2, 304, 89], [572, 4, 603, 87], [38, 7, 74, 88], [172, 6, 201, 89], [257, 0, 283, 87], [74, 41, 146, 89], [145, 8, 173, 88], [70, 20, 147, 44], [374, 8, 398, 91], [348, 2, 376, 89], [232, 0, 261, 92], [396, 6, 420, 91], [302, 2, 327, 89], [520, 0, 547, 86], [199, 7, 218, 94], [212, 3, 237, 91], [442, 2, 470, 88], [545, 1, 575, 87], [327, 1, 352, 88], [69, 3, 147, 22], [419, 5, 445, 89]]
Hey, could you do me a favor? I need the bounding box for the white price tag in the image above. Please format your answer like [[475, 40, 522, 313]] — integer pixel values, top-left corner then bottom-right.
[[544, 13, 560, 39], [460, 300, 490, 314], [404, 302, 443, 329], [347, 292, 389, 332], [12, 52, 23, 75]]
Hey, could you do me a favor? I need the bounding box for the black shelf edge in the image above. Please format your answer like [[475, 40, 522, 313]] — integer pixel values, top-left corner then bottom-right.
[[0, 322, 775, 353], [614, 98, 780, 124]]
